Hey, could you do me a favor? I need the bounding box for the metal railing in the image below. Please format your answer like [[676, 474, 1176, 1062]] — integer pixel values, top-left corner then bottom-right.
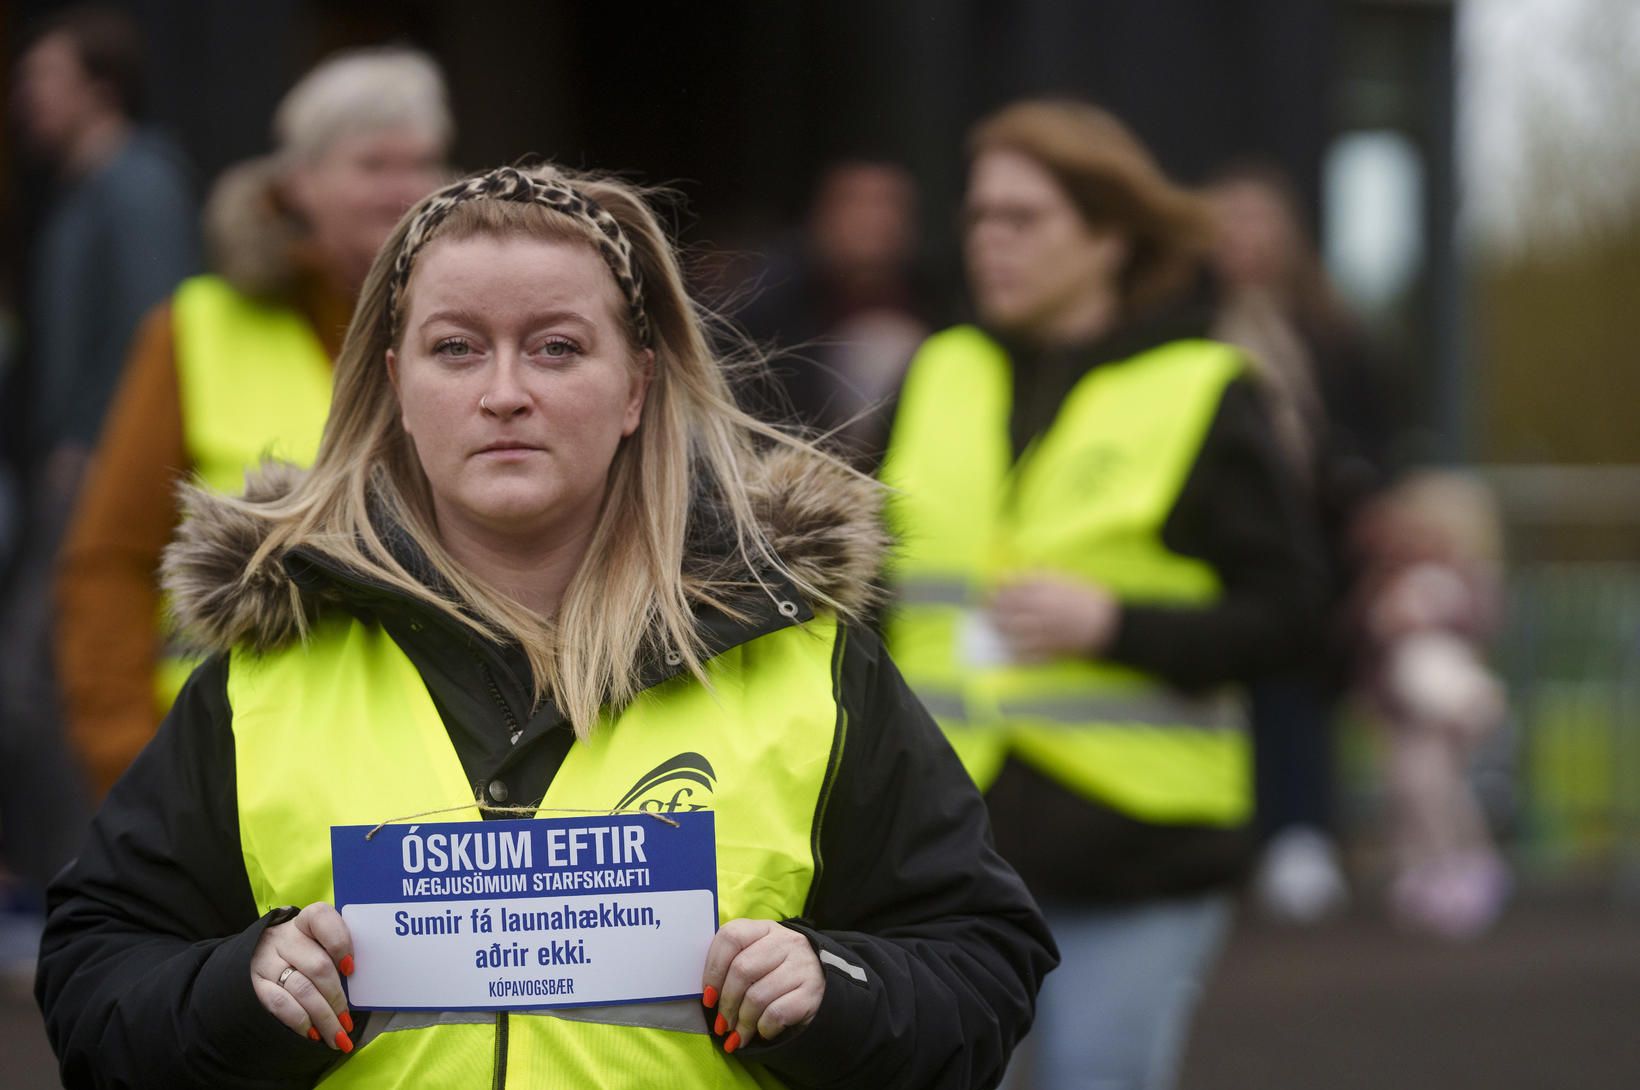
[[1487, 466, 1640, 880]]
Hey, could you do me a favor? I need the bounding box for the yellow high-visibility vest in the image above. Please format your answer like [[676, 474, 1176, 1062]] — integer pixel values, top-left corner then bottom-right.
[[228, 611, 845, 1089], [882, 325, 1251, 825], [156, 275, 333, 709]]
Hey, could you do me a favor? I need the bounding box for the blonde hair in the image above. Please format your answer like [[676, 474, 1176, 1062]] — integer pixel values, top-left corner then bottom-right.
[[273, 46, 452, 165], [217, 165, 850, 737]]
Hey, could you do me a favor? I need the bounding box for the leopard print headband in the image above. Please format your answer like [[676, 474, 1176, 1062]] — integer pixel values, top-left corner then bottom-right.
[[386, 166, 652, 347]]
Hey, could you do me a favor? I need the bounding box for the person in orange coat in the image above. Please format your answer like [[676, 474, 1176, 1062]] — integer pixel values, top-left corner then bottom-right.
[[55, 47, 451, 795]]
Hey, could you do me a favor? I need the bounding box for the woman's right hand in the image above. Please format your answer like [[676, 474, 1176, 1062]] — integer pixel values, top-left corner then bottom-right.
[[249, 902, 358, 1052], [988, 576, 1120, 661]]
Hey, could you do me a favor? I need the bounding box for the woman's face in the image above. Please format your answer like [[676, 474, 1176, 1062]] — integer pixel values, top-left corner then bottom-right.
[[387, 234, 649, 551], [963, 148, 1126, 335], [1208, 180, 1294, 290], [286, 126, 446, 293]]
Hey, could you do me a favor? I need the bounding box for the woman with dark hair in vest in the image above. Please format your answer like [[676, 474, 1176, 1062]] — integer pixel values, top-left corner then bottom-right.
[[881, 101, 1324, 1089], [36, 164, 1055, 1089]]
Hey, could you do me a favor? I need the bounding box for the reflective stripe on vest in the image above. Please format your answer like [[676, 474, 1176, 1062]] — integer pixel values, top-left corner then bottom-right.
[[228, 612, 844, 1089], [882, 324, 1251, 824], [156, 276, 334, 713], [998, 690, 1241, 731]]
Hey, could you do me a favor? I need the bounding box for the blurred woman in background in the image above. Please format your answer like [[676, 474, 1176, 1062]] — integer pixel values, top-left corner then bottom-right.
[[55, 47, 451, 796], [1204, 163, 1395, 924], [882, 101, 1325, 1090]]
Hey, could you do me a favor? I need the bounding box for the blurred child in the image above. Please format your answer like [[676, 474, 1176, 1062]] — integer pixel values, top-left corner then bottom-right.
[[1354, 471, 1510, 939]]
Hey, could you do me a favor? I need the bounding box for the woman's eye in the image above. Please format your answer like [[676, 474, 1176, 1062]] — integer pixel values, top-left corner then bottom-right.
[[434, 338, 473, 358], [538, 338, 579, 359]]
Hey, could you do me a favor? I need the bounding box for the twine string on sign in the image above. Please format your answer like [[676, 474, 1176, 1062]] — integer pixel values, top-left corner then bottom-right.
[[363, 801, 681, 840]]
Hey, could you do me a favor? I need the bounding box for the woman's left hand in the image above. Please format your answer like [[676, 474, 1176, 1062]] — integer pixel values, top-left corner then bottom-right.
[[701, 919, 825, 1053], [988, 576, 1120, 661]]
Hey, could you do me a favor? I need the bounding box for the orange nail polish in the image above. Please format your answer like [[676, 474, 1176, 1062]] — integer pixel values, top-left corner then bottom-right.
[[339, 1010, 354, 1034], [724, 1031, 741, 1054], [339, 955, 355, 977], [713, 1012, 727, 1036], [702, 985, 718, 1008], [335, 1030, 354, 1054], [307, 1027, 320, 1042]]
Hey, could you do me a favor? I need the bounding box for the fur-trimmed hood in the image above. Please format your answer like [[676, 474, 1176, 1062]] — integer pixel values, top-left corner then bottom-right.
[[202, 156, 308, 299], [161, 447, 889, 656]]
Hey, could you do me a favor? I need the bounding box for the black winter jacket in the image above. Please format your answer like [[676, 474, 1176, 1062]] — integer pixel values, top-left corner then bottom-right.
[[36, 450, 1056, 1090]]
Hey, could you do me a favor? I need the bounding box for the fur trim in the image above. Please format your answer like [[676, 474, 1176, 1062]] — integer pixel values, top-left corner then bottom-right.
[[203, 156, 305, 298], [162, 463, 326, 654], [163, 449, 888, 654], [739, 446, 888, 619]]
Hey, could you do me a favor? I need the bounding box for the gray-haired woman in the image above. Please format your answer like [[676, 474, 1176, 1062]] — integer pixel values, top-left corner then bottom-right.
[[56, 46, 452, 798], [36, 164, 1056, 1089]]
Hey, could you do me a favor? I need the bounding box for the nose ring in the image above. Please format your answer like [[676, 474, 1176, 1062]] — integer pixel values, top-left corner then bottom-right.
[[480, 396, 491, 413]]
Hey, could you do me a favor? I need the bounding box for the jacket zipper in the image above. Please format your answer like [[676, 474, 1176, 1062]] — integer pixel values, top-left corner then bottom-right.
[[479, 656, 523, 745], [492, 1011, 509, 1089]]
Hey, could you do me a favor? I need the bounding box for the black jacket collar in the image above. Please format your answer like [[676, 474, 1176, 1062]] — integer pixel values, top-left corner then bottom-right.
[[280, 539, 815, 701]]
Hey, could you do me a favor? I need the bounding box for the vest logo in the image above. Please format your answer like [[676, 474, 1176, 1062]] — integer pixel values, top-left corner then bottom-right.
[[612, 752, 717, 813], [1071, 446, 1128, 494]]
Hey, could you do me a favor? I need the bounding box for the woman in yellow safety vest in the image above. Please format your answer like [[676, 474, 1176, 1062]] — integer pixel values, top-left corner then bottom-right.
[[38, 164, 1056, 1090], [881, 101, 1324, 1090], [55, 47, 451, 797]]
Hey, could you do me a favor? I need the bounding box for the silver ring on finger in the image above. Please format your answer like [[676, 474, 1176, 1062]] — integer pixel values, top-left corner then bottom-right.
[[277, 965, 298, 988]]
